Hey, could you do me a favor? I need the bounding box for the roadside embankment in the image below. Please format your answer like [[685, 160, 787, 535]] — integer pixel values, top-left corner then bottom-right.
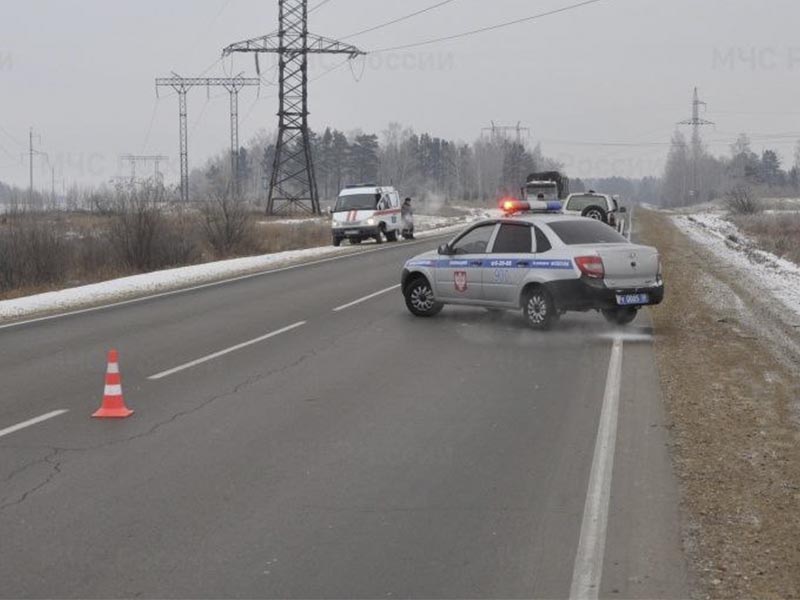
[[639, 208, 800, 599]]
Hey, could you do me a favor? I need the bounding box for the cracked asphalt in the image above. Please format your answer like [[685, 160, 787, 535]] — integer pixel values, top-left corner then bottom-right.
[[0, 236, 687, 599]]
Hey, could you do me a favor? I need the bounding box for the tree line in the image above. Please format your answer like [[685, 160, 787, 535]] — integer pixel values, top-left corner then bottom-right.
[[660, 130, 800, 207], [195, 122, 563, 204]]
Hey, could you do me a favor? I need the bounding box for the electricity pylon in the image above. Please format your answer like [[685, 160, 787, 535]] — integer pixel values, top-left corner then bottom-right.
[[156, 74, 260, 202], [120, 154, 169, 184], [678, 87, 714, 202], [223, 0, 364, 215]]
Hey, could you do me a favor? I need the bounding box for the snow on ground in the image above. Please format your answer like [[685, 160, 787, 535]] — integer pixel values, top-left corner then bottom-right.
[[674, 212, 800, 319], [0, 213, 479, 323], [258, 217, 327, 226]]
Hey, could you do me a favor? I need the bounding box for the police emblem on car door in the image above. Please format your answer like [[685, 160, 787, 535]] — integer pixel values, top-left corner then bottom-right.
[[435, 223, 497, 302], [454, 271, 468, 292]]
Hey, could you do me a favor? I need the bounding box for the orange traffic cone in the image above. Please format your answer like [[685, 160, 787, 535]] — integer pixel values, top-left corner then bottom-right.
[[92, 349, 134, 419]]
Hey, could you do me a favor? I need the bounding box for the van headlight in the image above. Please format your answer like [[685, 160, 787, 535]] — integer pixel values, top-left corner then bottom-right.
[[366, 218, 376, 226]]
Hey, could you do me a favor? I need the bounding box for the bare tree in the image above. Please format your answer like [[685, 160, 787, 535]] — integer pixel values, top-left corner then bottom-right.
[[110, 182, 166, 270], [200, 187, 253, 257], [725, 184, 761, 215]]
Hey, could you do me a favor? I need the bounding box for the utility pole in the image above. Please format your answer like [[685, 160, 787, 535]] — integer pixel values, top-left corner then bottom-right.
[[156, 75, 259, 203], [678, 87, 714, 203], [29, 128, 33, 206], [223, 0, 365, 215], [25, 128, 46, 209]]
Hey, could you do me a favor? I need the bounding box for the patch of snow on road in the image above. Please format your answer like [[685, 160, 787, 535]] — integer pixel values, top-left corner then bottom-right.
[[675, 213, 800, 319]]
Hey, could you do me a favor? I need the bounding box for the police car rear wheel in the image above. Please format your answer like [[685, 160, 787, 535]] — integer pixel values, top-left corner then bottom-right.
[[405, 278, 443, 317], [602, 307, 638, 325], [523, 288, 556, 330]]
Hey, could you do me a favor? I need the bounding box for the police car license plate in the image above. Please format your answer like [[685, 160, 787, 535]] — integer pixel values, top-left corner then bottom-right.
[[345, 230, 359, 236], [617, 293, 649, 306]]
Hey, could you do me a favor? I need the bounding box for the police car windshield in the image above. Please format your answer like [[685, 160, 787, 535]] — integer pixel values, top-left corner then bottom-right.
[[334, 194, 379, 212], [548, 220, 628, 245]]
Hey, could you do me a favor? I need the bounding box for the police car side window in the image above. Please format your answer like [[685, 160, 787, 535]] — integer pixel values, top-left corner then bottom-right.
[[534, 226, 552, 253], [492, 224, 532, 253], [452, 224, 495, 255]]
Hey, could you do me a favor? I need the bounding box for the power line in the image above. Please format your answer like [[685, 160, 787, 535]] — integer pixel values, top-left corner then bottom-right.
[[340, 0, 458, 40], [371, 0, 606, 54], [308, 0, 333, 14]]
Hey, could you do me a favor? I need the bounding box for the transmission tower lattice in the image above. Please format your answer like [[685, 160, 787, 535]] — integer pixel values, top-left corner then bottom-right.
[[120, 154, 169, 184], [224, 0, 365, 215], [156, 75, 260, 202], [678, 87, 714, 201], [482, 122, 530, 145]]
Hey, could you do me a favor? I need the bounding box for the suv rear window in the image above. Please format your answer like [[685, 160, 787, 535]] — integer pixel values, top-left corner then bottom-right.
[[566, 195, 608, 212], [548, 220, 628, 245]]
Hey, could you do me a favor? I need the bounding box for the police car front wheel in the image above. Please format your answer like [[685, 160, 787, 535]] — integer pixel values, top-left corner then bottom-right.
[[522, 287, 557, 330], [404, 277, 443, 317]]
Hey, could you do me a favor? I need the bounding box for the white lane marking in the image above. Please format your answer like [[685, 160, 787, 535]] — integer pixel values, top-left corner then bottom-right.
[[0, 234, 453, 332], [597, 332, 652, 343], [333, 284, 401, 312], [0, 410, 69, 440], [148, 321, 307, 380], [627, 207, 634, 241], [570, 336, 624, 600]]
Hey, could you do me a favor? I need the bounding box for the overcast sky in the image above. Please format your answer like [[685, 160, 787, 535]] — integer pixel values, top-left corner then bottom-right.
[[1, 0, 799, 191]]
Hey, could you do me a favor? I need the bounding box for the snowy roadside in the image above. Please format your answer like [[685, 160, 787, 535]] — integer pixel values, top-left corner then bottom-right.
[[675, 212, 800, 320], [0, 216, 474, 323], [641, 209, 800, 599]]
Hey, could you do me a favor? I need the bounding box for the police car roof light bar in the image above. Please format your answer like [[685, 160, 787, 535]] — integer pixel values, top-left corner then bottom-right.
[[500, 197, 563, 216]]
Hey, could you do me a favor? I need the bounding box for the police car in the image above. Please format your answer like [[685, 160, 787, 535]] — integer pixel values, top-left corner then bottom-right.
[[400, 199, 664, 330]]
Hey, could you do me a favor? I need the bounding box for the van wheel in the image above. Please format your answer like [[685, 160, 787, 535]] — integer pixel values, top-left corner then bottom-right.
[[385, 229, 398, 242], [374, 227, 384, 244], [602, 307, 638, 325], [404, 277, 443, 317], [522, 287, 557, 330]]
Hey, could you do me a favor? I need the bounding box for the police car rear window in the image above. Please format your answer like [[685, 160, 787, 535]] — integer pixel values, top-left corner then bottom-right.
[[492, 224, 532, 253], [548, 221, 628, 245]]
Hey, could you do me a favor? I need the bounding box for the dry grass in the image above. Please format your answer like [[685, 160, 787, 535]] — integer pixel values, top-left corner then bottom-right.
[[731, 212, 800, 265], [0, 208, 333, 300], [639, 208, 800, 599], [254, 221, 330, 253]]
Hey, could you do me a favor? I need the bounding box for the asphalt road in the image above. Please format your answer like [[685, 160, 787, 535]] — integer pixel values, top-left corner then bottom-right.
[[0, 232, 688, 599]]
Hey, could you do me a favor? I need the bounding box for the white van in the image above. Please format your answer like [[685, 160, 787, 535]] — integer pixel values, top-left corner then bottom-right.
[[331, 185, 403, 246]]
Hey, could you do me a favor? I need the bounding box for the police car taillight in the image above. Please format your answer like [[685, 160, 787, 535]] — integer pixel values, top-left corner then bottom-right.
[[575, 256, 605, 279]]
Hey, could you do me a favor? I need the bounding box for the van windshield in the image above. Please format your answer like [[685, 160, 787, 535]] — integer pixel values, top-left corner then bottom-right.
[[334, 194, 379, 212]]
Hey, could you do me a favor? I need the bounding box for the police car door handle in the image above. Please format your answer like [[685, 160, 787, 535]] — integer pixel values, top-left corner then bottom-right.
[[469, 260, 482, 267], [517, 261, 529, 267]]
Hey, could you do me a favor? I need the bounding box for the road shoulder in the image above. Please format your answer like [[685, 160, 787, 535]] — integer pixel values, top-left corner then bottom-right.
[[638, 208, 800, 599]]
